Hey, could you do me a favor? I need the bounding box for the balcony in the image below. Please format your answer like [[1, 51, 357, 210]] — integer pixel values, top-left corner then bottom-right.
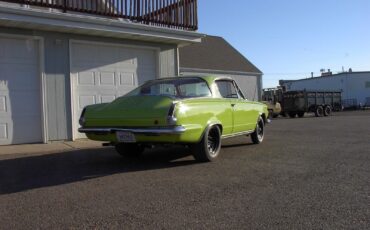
[[1, 0, 198, 31]]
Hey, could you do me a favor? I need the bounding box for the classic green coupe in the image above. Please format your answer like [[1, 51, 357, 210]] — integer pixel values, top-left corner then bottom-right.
[[79, 76, 269, 162]]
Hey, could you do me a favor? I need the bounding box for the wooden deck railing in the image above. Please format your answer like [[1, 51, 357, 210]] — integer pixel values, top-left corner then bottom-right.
[[1, 0, 198, 30]]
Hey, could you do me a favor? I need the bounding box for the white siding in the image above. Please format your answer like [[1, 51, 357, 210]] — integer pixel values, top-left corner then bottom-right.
[[284, 72, 370, 105]]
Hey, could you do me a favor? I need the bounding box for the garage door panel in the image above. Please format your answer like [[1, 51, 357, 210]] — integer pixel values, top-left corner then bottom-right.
[[9, 91, 41, 115], [71, 42, 157, 139], [79, 95, 96, 109], [101, 95, 116, 103], [99, 72, 116, 85], [119, 72, 135, 86], [0, 64, 39, 90], [12, 117, 42, 144], [0, 96, 7, 112], [137, 71, 156, 85], [0, 123, 8, 139], [0, 37, 42, 145], [77, 72, 95, 86]]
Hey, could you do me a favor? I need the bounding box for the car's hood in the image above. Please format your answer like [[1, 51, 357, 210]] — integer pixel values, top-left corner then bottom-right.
[[84, 96, 175, 127]]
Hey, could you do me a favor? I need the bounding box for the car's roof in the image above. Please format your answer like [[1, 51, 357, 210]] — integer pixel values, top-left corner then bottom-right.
[[149, 75, 233, 86]]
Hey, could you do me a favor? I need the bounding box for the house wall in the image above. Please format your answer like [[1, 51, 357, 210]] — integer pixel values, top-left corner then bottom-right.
[[180, 70, 262, 101], [284, 72, 370, 106], [0, 26, 178, 141]]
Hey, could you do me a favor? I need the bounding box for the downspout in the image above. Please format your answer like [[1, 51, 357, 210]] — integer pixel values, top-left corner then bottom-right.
[[176, 46, 180, 76]]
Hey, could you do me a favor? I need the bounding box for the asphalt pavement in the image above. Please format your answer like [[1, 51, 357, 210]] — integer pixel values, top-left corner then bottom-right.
[[0, 111, 369, 229]]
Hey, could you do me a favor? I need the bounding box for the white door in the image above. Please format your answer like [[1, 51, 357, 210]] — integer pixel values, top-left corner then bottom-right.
[[0, 37, 43, 145], [71, 41, 157, 139]]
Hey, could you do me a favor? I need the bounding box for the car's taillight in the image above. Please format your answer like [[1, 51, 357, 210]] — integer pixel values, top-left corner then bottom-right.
[[79, 108, 86, 127], [167, 103, 177, 125]]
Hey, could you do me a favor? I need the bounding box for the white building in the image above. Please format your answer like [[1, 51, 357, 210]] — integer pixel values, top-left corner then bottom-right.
[[280, 71, 370, 108]]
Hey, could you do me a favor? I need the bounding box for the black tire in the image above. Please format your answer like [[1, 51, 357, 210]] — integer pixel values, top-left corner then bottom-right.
[[115, 143, 144, 158], [192, 125, 222, 162], [324, 106, 332, 116], [297, 111, 305, 118], [288, 112, 297, 118], [315, 106, 324, 117], [251, 117, 264, 144]]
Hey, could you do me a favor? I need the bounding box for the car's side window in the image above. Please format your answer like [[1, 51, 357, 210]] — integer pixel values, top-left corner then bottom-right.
[[233, 81, 246, 100], [216, 80, 239, 99]]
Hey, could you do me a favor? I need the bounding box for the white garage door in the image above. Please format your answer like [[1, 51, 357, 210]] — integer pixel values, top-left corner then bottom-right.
[[0, 37, 43, 145], [71, 41, 157, 139]]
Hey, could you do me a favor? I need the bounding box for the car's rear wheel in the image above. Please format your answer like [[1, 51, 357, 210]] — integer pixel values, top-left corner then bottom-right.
[[192, 125, 221, 162], [115, 143, 144, 158], [251, 117, 264, 144]]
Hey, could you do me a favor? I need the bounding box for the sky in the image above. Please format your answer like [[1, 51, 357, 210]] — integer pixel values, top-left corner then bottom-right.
[[197, 0, 370, 88]]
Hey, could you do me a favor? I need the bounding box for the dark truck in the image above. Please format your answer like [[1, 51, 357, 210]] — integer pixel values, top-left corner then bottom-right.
[[282, 91, 342, 118]]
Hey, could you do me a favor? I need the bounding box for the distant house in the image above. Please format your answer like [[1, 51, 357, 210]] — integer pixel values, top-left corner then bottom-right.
[[179, 35, 263, 101], [0, 0, 202, 145], [280, 71, 370, 108]]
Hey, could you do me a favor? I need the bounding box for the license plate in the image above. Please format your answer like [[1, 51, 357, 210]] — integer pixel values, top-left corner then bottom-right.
[[116, 131, 136, 143]]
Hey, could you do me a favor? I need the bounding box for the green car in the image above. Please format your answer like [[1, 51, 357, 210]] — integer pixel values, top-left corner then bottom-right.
[[79, 76, 269, 162]]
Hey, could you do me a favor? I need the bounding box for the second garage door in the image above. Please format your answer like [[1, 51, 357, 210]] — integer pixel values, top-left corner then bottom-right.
[[70, 41, 158, 139]]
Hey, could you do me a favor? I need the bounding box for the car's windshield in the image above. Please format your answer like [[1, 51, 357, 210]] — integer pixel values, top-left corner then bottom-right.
[[125, 78, 212, 98]]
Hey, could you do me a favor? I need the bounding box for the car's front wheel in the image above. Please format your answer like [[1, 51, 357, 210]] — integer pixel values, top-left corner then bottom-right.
[[115, 143, 144, 158], [192, 125, 222, 162], [251, 117, 264, 144]]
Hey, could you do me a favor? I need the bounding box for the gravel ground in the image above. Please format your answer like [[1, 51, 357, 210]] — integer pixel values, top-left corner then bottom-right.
[[0, 111, 369, 229]]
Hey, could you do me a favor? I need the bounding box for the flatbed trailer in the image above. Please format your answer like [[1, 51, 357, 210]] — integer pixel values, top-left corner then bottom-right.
[[282, 91, 342, 118]]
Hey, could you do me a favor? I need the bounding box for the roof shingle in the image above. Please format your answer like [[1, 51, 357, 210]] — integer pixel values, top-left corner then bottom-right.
[[179, 35, 262, 74]]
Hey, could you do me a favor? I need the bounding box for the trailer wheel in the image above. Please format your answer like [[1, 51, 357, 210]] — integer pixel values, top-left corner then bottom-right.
[[324, 106, 332, 116], [315, 106, 324, 117], [297, 111, 305, 118], [288, 112, 297, 118]]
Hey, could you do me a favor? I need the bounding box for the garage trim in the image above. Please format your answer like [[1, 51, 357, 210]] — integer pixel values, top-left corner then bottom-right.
[[69, 39, 160, 140], [0, 33, 47, 144]]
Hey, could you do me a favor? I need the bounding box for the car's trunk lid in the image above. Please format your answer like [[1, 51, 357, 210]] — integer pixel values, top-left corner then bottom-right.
[[84, 96, 175, 127]]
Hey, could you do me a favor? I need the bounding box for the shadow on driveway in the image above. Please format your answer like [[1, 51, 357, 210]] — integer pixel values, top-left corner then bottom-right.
[[0, 146, 197, 195]]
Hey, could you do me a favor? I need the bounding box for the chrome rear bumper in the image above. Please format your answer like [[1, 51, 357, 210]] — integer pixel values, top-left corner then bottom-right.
[[78, 126, 186, 135]]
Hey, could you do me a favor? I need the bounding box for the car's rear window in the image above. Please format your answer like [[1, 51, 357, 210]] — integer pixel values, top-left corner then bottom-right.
[[126, 78, 212, 98]]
